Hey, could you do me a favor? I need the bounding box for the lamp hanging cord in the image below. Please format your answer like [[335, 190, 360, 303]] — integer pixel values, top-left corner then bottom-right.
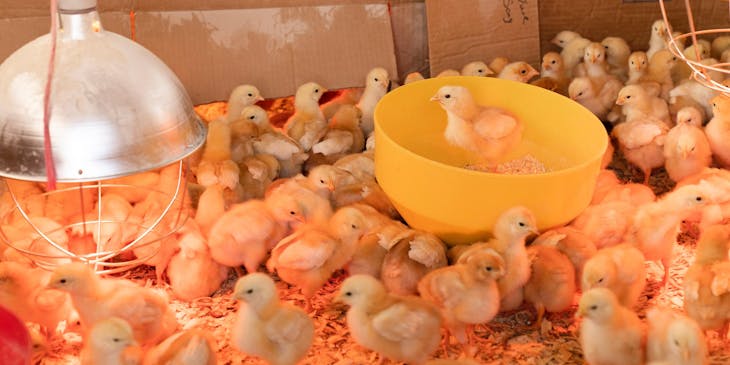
[[43, 0, 59, 191]]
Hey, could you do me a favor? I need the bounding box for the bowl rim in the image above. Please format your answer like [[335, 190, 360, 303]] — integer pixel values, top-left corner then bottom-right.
[[374, 76, 608, 180]]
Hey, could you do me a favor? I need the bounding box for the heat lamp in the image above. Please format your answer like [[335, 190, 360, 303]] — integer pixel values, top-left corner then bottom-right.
[[0, 0, 206, 273]]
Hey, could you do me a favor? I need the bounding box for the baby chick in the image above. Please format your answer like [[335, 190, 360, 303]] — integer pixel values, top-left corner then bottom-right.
[[207, 198, 297, 274], [534, 52, 569, 95], [0, 261, 73, 335], [432, 85, 524, 170], [311, 104, 365, 156], [497, 61, 539, 83], [524, 244, 576, 328], [231, 273, 313, 365], [577, 288, 644, 365], [455, 206, 538, 311], [196, 119, 240, 190], [357, 67, 390, 136], [570, 201, 635, 249], [404, 72, 425, 84], [332, 150, 375, 182], [711, 35, 730, 59], [581, 243, 646, 309], [332, 179, 400, 219], [552, 30, 592, 78], [647, 19, 668, 60], [223, 84, 264, 123], [342, 204, 401, 278], [598, 182, 657, 206], [142, 329, 217, 365], [335, 275, 442, 365], [705, 94, 730, 168], [601, 36, 631, 81], [239, 154, 280, 200], [418, 249, 504, 355], [436, 69, 460, 77], [381, 229, 448, 295], [460, 61, 493, 77], [284, 82, 328, 152], [626, 184, 709, 285], [80, 317, 141, 365], [244, 105, 309, 178], [591, 169, 621, 204], [489, 56, 510, 75], [611, 115, 669, 184], [48, 262, 178, 346], [669, 79, 717, 122], [646, 306, 708, 365], [626, 51, 649, 85], [663, 107, 713, 182], [574, 42, 610, 80], [569, 76, 623, 121], [643, 49, 676, 100], [167, 223, 229, 301], [532, 226, 597, 288], [616, 84, 671, 126], [683, 224, 730, 336]]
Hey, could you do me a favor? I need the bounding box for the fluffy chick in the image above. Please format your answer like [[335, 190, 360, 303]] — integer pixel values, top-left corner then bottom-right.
[[357, 67, 390, 136], [461, 61, 493, 77], [581, 243, 646, 309], [616, 84, 671, 125], [570, 201, 636, 249], [532, 226, 596, 287], [404, 72, 425, 84], [601, 36, 631, 80], [552, 31, 592, 78], [418, 249, 505, 354], [524, 244, 576, 328], [647, 19, 668, 60], [312, 104, 365, 156], [335, 275, 442, 365], [380, 229, 448, 296], [80, 317, 141, 365], [239, 154, 281, 200], [706, 94, 730, 168], [683, 224, 730, 335], [142, 329, 217, 365], [231, 273, 313, 365], [612, 115, 669, 184], [432, 85, 524, 170], [284, 82, 328, 151], [533, 52, 569, 95], [455, 206, 538, 311], [663, 107, 713, 182], [245, 105, 308, 178], [197, 119, 239, 190], [669, 79, 717, 123], [646, 306, 708, 365], [223, 84, 263, 123], [489, 56, 510, 75], [577, 288, 644, 365], [0, 261, 73, 334], [345, 205, 406, 278], [333, 179, 400, 219], [591, 169, 621, 204], [574, 42, 610, 80], [627, 51, 649, 85], [497, 61, 539, 83], [48, 263, 178, 346], [167, 223, 229, 301], [569, 76, 623, 121], [642, 49, 676, 100], [626, 184, 709, 285], [333, 151, 375, 181]]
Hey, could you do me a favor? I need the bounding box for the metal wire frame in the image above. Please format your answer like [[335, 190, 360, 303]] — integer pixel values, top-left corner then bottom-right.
[[659, 0, 730, 95], [0, 160, 189, 274]]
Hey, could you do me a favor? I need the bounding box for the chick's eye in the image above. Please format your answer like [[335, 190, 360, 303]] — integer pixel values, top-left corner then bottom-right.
[[695, 196, 703, 202], [345, 291, 352, 297], [626, 95, 631, 99], [578, 92, 583, 96], [485, 266, 493, 272], [320, 179, 325, 184], [289, 211, 296, 215], [551, 60, 556, 64], [520, 69, 527, 74], [674, 339, 680, 346], [477, 69, 483, 73], [113, 338, 120, 343], [246, 289, 254, 294], [249, 115, 255, 120], [59, 279, 67, 284], [518, 222, 526, 227], [374, 77, 379, 82], [597, 278, 604, 283], [314, 88, 320, 93], [590, 305, 598, 310], [247, 93, 253, 97], [351, 224, 358, 229], [444, 94, 451, 99]]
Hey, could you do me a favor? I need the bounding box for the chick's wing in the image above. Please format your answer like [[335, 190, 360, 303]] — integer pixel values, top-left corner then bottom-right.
[[265, 308, 310, 343], [274, 230, 338, 270], [372, 302, 433, 342], [473, 108, 518, 140]]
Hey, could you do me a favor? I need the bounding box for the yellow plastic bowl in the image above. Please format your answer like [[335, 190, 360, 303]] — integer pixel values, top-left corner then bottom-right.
[[374, 76, 608, 245]]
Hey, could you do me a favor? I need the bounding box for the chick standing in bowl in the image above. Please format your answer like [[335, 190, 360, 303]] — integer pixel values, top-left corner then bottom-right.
[[431, 85, 524, 172]]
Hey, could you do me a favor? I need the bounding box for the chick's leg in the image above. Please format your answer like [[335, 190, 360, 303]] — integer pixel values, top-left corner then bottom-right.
[[532, 303, 546, 330], [463, 324, 477, 358], [642, 168, 651, 185]]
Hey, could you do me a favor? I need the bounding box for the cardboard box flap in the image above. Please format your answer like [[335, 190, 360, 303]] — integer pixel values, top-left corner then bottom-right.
[[391, 0, 428, 79], [134, 3, 397, 103], [426, 0, 540, 76], [0, 0, 131, 18], [130, 0, 388, 11]]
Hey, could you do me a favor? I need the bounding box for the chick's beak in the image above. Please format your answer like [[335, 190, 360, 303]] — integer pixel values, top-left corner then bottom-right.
[[682, 349, 690, 362], [430, 95, 440, 102], [590, 55, 598, 63], [542, 63, 551, 71], [256, 96, 265, 102], [327, 182, 336, 191], [575, 305, 585, 319], [380, 80, 389, 89], [616, 97, 625, 106]]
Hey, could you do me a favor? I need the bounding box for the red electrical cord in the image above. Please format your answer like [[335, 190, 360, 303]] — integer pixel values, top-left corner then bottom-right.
[[43, 0, 59, 191]]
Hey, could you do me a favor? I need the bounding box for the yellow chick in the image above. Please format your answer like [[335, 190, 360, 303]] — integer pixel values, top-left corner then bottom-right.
[[223, 84, 264, 123], [404, 71, 425, 84], [131, 230, 179, 285], [524, 244, 576, 328], [570, 201, 636, 249], [265, 176, 334, 227], [380, 229, 448, 295], [683, 224, 730, 336], [312, 104, 365, 156], [669, 76, 719, 121], [231, 273, 313, 365], [712, 35, 730, 59], [70, 193, 136, 253], [431, 85, 524, 170], [80, 317, 141, 365], [460, 61, 493, 77], [497, 61, 539, 83], [455, 206, 538, 311], [577, 287, 644, 365], [333, 150, 375, 181], [611, 115, 669, 184], [489, 56, 510, 75], [574, 42, 610, 80], [534, 52, 569, 95], [243, 105, 308, 178], [646, 306, 708, 365], [532, 226, 597, 288], [647, 19, 668, 60], [591, 169, 621, 204], [238, 154, 280, 201], [48, 262, 178, 346], [642, 49, 676, 100], [333, 179, 400, 219], [705, 94, 730, 168], [284, 82, 328, 152], [3, 216, 71, 267], [663, 107, 713, 183], [626, 51, 649, 85], [626, 184, 709, 285], [674, 43, 711, 82], [357, 67, 390, 136], [320, 88, 363, 121], [196, 118, 240, 190], [0, 261, 73, 334], [552, 30, 592, 78], [436, 69, 461, 77], [207, 198, 298, 274], [581, 243, 646, 309], [335, 275, 442, 365], [142, 329, 217, 365], [167, 223, 229, 301], [616, 84, 671, 126], [418, 249, 505, 355], [601, 36, 631, 81], [343, 204, 402, 278], [568, 76, 623, 121], [597, 182, 657, 206]]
